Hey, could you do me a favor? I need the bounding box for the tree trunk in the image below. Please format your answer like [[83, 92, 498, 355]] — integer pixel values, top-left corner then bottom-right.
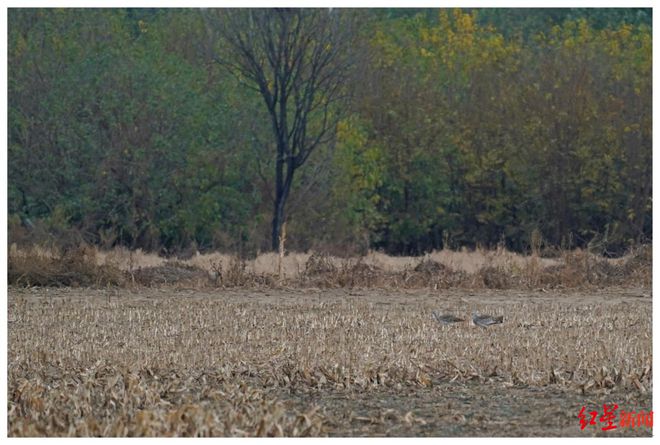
[[271, 202, 284, 252], [271, 148, 296, 251], [272, 143, 285, 251]]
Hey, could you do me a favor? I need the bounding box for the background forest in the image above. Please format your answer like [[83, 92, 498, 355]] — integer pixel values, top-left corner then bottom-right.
[[8, 8, 652, 257]]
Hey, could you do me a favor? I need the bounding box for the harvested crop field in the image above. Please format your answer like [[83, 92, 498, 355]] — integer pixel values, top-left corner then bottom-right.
[[8, 286, 652, 437]]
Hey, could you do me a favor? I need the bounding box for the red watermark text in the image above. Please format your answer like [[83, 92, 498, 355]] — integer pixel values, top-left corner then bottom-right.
[[579, 404, 653, 431]]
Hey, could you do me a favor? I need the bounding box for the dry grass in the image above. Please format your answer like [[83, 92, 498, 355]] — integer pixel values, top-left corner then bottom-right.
[[244, 245, 652, 289], [8, 243, 651, 290], [8, 244, 125, 287], [8, 287, 652, 436]]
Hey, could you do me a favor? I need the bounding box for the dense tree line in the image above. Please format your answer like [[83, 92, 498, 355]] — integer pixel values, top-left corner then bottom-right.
[[8, 8, 651, 256]]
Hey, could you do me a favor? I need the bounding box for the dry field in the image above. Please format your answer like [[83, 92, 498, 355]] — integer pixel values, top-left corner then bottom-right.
[[8, 286, 652, 437]]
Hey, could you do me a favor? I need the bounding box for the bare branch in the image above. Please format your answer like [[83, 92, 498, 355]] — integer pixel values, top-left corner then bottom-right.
[[206, 8, 356, 250]]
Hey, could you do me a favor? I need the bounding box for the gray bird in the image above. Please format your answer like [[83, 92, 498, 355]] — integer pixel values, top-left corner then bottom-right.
[[432, 311, 465, 325], [472, 311, 504, 328]]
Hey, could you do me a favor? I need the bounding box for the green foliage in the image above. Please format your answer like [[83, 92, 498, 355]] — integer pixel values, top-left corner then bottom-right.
[[351, 9, 650, 254], [9, 9, 262, 251], [475, 8, 651, 39], [8, 8, 652, 255]]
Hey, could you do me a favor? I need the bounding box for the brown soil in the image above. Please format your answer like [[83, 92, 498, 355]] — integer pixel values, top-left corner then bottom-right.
[[277, 383, 652, 437]]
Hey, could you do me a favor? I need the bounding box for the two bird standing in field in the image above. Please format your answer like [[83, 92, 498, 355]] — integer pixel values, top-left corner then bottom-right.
[[432, 310, 504, 328]]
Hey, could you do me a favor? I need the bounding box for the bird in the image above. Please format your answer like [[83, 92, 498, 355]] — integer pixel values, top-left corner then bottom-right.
[[472, 311, 504, 328], [432, 311, 465, 325]]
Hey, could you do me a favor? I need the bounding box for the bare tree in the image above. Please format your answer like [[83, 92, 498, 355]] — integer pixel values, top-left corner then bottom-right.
[[204, 8, 356, 250]]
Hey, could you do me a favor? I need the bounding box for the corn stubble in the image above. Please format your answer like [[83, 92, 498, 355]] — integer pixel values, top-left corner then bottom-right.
[[8, 290, 651, 437]]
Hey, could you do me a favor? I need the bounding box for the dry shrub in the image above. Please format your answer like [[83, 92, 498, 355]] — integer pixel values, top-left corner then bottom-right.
[[251, 252, 311, 276], [332, 259, 384, 287], [413, 258, 445, 274], [539, 245, 562, 258], [301, 253, 341, 287], [304, 252, 338, 276], [565, 250, 621, 284], [301, 254, 388, 287], [209, 257, 275, 288], [300, 255, 471, 289], [132, 261, 211, 287], [399, 258, 466, 289], [513, 255, 544, 288], [475, 265, 513, 289], [8, 244, 651, 290], [619, 245, 652, 286], [8, 244, 125, 287], [98, 247, 165, 270], [342, 260, 383, 287], [535, 249, 641, 288]]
